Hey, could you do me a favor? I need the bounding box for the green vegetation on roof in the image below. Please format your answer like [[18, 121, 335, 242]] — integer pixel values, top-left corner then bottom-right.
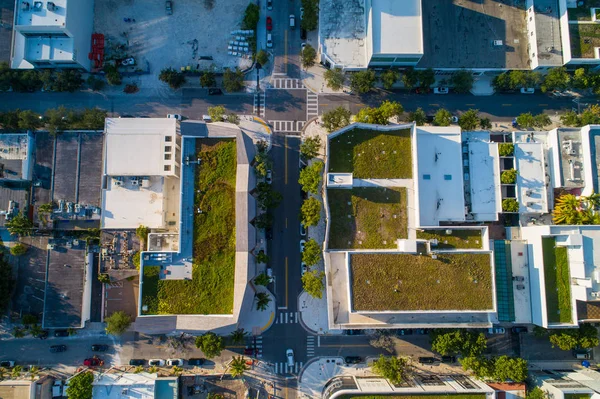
[[341, 394, 487, 399], [141, 139, 236, 315], [565, 394, 592, 399], [417, 229, 482, 249], [542, 237, 572, 324], [351, 253, 493, 311], [328, 127, 412, 178], [328, 187, 407, 249], [570, 23, 600, 58]]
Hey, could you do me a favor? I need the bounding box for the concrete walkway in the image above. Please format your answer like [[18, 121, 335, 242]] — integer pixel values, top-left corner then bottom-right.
[[238, 285, 276, 336], [298, 291, 342, 335], [299, 357, 376, 398]]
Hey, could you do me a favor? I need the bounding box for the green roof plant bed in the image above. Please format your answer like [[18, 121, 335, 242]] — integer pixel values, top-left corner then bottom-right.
[[501, 169, 517, 184], [498, 143, 514, 157], [141, 139, 236, 315], [341, 396, 487, 399], [417, 229, 483, 249], [328, 127, 412, 178], [567, 0, 598, 20], [351, 253, 493, 311], [328, 187, 408, 249], [565, 394, 592, 399], [542, 237, 572, 323], [570, 23, 600, 58]]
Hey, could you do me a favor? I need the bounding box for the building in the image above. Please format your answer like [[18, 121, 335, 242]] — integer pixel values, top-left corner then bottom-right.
[[0, 377, 54, 399], [91, 371, 178, 399], [531, 368, 600, 398], [11, 0, 94, 70]]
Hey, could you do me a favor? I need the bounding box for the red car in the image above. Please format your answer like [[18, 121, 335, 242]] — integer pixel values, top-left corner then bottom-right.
[[266, 17, 273, 31], [84, 357, 103, 367]]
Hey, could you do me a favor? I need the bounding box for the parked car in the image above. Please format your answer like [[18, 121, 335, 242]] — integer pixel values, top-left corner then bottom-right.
[[300, 7, 304, 19], [208, 88, 223, 95], [266, 228, 273, 240], [129, 359, 145, 366], [286, 349, 294, 367], [54, 330, 69, 337], [244, 348, 257, 356], [0, 361, 15, 368], [50, 345, 67, 353], [441, 356, 456, 364], [149, 359, 165, 367], [37, 330, 49, 340], [188, 358, 206, 366], [343, 329, 363, 335], [266, 0, 272, 10], [451, 116, 459, 123], [266, 33, 273, 48], [84, 357, 103, 367], [166, 359, 184, 366], [202, 115, 212, 122], [266, 16, 273, 31], [488, 327, 506, 334], [266, 169, 273, 184], [91, 344, 108, 352], [418, 357, 439, 364], [167, 114, 182, 120], [415, 329, 429, 335], [289, 14, 295, 28], [300, 239, 306, 252], [165, 0, 173, 15], [300, 28, 307, 40], [511, 326, 528, 334], [121, 57, 135, 66], [433, 86, 449, 94], [520, 87, 535, 94], [300, 224, 306, 236], [397, 329, 413, 336], [301, 262, 308, 276]]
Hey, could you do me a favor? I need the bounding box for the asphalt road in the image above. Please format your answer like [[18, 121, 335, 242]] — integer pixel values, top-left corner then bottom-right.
[[269, 0, 303, 78]]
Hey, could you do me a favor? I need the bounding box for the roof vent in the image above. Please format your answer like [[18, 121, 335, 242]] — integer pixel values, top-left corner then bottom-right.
[[21, 2, 30, 11], [33, 1, 43, 11], [47, 1, 56, 11]]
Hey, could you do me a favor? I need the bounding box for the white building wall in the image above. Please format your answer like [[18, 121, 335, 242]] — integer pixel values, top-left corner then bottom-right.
[[526, 0, 539, 70], [64, 0, 94, 70]]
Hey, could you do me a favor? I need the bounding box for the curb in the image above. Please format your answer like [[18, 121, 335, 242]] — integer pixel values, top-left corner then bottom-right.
[[252, 116, 272, 134], [300, 117, 319, 137], [260, 307, 276, 333], [297, 290, 321, 336], [297, 356, 344, 383]]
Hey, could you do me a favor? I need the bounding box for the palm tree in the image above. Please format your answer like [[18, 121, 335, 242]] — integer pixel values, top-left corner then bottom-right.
[[585, 191, 600, 210], [67, 328, 77, 336], [148, 365, 158, 373], [552, 194, 581, 224], [255, 292, 271, 311], [133, 366, 144, 374], [11, 365, 22, 379], [29, 366, 39, 381], [170, 366, 183, 376], [229, 356, 249, 378], [230, 328, 248, 345], [0, 367, 7, 380], [30, 324, 42, 338], [12, 327, 25, 338]]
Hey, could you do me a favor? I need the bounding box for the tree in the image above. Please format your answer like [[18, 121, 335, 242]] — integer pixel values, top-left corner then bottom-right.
[[302, 270, 325, 299], [533, 113, 551, 128], [10, 243, 28, 256], [159, 68, 186, 90], [208, 105, 226, 122], [301, 197, 321, 227], [6, 212, 33, 236], [52, 70, 83, 92], [324, 68, 344, 91], [408, 107, 427, 126], [136, 225, 150, 245], [256, 251, 269, 264], [528, 388, 548, 399], [379, 100, 404, 121], [549, 324, 599, 350], [502, 198, 519, 212], [541, 67, 570, 93], [253, 151, 270, 178], [430, 330, 487, 357], [381, 69, 399, 90], [371, 355, 408, 385], [369, 331, 395, 353], [104, 65, 122, 86], [0, 258, 13, 313], [458, 109, 479, 131], [105, 311, 132, 335], [80, 108, 107, 130], [229, 356, 249, 377], [515, 112, 536, 129], [418, 68, 435, 88], [256, 50, 269, 67], [87, 75, 105, 91], [12, 327, 25, 338], [148, 365, 158, 373], [170, 366, 183, 376], [28, 366, 39, 381], [226, 113, 240, 125], [302, 238, 321, 266], [13, 70, 42, 92], [0, 110, 21, 131], [479, 117, 492, 130], [402, 69, 418, 89], [450, 70, 474, 93], [300, 136, 321, 159], [45, 106, 68, 134], [299, 161, 324, 193], [256, 182, 282, 209], [492, 72, 512, 92], [560, 110, 581, 127], [433, 109, 452, 126], [18, 110, 42, 131], [11, 365, 22, 378], [580, 104, 600, 125], [501, 169, 517, 184], [493, 356, 528, 382], [253, 212, 273, 229], [460, 356, 494, 379], [355, 101, 403, 125], [66, 371, 94, 399], [223, 68, 245, 92], [322, 106, 351, 132], [498, 143, 514, 156], [301, 44, 316, 68], [255, 292, 271, 311], [195, 332, 224, 358], [242, 3, 260, 29], [200, 71, 216, 88], [254, 272, 271, 286], [30, 324, 43, 338], [350, 70, 376, 94], [300, 0, 319, 31]]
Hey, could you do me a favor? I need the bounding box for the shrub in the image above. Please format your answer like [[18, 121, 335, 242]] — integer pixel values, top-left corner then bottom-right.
[[10, 243, 28, 256], [132, 252, 141, 270], [502, 198, 519, 213], [223, 68, 245, 92], [501, 169, 517, 184], [324, 68, 344, 91], [159, 68, 186, 90], [104, 65, 122, 86], [498, 143, 514, 156], [200, 71, 216, 88], [256, 50, 269, 66]]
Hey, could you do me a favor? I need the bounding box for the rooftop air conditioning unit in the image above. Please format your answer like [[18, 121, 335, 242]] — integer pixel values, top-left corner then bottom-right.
[[47, 1, 56, 11], [21, 1, 30, 11], [33, 1, 42, 11], [493, 40, 503, 46]]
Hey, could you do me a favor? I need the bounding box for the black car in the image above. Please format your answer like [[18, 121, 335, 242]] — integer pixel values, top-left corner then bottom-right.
[[344, 329, 364, 335], [415, 329, 430, 335], [208, 88, 223, 95], [344, 356, 363, 364], [441, 355, 457, 364], [0, 361, 14, 368], [91, 344, 109, 352], [418, 357, 439, 364], [50, 345, 67, 353], [511, 326, 528, 334], [37, 330, 49, 340], [265, 228, 273, 240], [54, 330, 69, 337], [188, 358, 205, 366], [397, 329, 413, 336], [129, 359, 146, 366], [300, 28, 307, 40]]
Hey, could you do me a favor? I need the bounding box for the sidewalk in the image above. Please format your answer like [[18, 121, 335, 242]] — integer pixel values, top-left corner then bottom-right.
[[238, 284, 276, 336], [298, 357, 376, 398]]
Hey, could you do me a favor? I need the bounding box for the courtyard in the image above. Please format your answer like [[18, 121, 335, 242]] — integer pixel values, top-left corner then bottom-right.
[[350, 252, 494, 311]]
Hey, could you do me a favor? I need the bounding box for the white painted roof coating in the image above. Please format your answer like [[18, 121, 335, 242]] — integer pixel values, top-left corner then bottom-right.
[[514, 142, 549, 213], [468, 141, 501, 221], [370, 0, 423, 55], [415, 127, 465, 226]]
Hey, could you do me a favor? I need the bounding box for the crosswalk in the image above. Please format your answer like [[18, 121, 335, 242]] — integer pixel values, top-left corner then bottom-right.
[[251, 336, 263, 358], [307, 91, 319, 120], [274, 361, 303, 375], [274, 311, 299, 324], [269, 120, 305, 133], [271, 78, 305, 89], [307, 335, 315, 358], [253, 92, 265, 117]]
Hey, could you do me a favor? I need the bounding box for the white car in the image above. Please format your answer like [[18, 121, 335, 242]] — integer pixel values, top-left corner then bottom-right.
[[300, 239, 306, 253], [121, 57, 135, 66], [266, 33, 273, 48], [266, 169, 273, 184], [433, 86, 448, 94], [267, 0, 272, 10], [148, 359, 165, 366], [286, 349, 294, 367], [520, 87, 535, 94], [451, 116, 459, 123], [300, 224, 306, 236], [301, 262, 308, 276], [289, 14, 295, 28], [167, 114, 182, 120], [301, 42, 306, 53], [202, 115, 212, 122], [300, 7, 304, 19], [166, 358, 184, 366], [488, 327, 506, 334]]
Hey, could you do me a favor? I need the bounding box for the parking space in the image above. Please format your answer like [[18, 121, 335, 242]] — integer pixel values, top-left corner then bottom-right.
[[11, 236, 49, 318], [77, 133, 103, 207], [93, 0, 252, 87], [418, 0, 528, 69], [53, 133, 79, 204], [104, 277, 139, 320]]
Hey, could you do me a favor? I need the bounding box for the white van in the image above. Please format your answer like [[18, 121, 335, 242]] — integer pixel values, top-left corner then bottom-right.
[[289, 14, 295, 28], [266, 34, 273, 48]]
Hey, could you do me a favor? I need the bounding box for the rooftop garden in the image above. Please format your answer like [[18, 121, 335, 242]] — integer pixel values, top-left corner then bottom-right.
[[342, 396, 487, 399], [141, 139, 236, 315], [569, 23, 600, 58], [542, 237, 572, 324], [351, 253, 493, 311], [417, 229, 483, 249], [328, 127, 412, 178], [567, 0, 600, 21], [328, 187, 407, 249]]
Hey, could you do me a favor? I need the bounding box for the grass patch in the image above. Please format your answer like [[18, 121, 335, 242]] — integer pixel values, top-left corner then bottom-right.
[[328, 127, 412, 178], [351, 253, 493, 311], [567, 0, 600, 20], [328, 187, 407, 249], [565, 395, 592, 399], [570, 23, 600, 58], [141, 139, 236, 315], [542, 237, 572, 324], [417, 229, 482, 249]]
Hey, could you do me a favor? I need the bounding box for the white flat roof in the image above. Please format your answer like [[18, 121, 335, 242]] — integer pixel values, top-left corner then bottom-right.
[[93, 373, 157, 399], [468, 141, 501, 221], [105, 118, 177, 176], [101, 176, 166, 229], [25, 36, 73, 61], [515, 142, 548, 213], [416, 127, 465, 226], [320, 0, 367, 68], [370, 0, 423, 55], [16, 0, 67, 26]]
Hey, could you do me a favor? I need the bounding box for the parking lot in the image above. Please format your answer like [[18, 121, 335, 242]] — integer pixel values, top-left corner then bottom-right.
[[11, 236, 49, 318], [418, 0, 528, 69], [93, 0, 254, 87]]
